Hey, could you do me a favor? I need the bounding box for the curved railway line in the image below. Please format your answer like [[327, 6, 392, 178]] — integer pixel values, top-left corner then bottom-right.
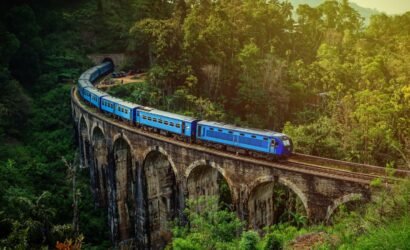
[[72, 87, 410, 185]]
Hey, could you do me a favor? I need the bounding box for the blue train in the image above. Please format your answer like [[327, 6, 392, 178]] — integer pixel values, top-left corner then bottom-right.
[[77, 61, 293, 159]]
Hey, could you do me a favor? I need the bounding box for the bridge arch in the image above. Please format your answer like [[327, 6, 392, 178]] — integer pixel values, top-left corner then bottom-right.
[[79, 116, 91, 168], [140, 147, 178, 249], [91, 126, 108, 207], [112, 133, 135, 155], [247, 176, 308, 229], [141, 146, 178, 178], [91, 124, 105, 143], [112, 137, 135, 241], [185, 159, 233, 209], [79, 115, 89, 139], [185, 159, 233, 190], [325, 193, 363, 223]]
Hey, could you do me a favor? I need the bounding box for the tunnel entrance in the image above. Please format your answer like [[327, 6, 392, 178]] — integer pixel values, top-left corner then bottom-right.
[[248, 180, 307, 230], [187, 164, 232, 210], [102, 57, 114, 66], [113, 138, 134, 241], [140, 150, 177, 249]]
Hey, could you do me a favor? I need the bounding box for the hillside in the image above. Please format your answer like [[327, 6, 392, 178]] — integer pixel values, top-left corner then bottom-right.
[[286, 0, 380, 23]]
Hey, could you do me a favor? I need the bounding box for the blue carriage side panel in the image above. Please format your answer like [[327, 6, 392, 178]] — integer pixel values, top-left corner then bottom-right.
[[138, 109, 197, 137], [101, 96, 117, 114], [112, 99, 140, 122], [87, 88, 107, 109], [82, 88, 92, 103], [197, 123, 237, 148]]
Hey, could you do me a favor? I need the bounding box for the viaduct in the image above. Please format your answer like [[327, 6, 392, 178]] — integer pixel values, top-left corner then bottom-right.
[[71, 87, 377, 249]]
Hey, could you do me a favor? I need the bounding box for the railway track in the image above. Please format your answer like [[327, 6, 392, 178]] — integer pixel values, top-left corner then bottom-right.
[[284, 160, 391, 184], [73, 87, 409, 184], [290, 153, 410, 179]]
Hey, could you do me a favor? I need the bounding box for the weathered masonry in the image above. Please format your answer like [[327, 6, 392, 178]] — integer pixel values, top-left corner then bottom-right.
[[72, 89, 371, 249]]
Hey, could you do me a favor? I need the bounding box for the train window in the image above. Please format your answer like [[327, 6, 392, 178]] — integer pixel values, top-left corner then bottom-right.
[[251, 135, 256, 138], [153, 118, 157, 122], [170, 122, 174, 126], [263, 137, 268, 141], [228, 131, 233, 134], [210, 128, 214, 131], [159, 120, 163, 124], [148, 117, 152, 121], [240, 133, 245, 136], [143, 115, 147, 119], [164, 121, 169, 125], [125, 109, 128, 114], [176, 124, 180, 128], [218, 129, 222, 132]]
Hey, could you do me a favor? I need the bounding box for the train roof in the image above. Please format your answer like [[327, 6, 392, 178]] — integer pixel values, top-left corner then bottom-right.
[[198, 120, 285, 137], [79, 72, 91, 81], [86, 87, 108, 97], [102, 95, 141, 109], [142, 108, 198, 122], [78, 79, 92, 88], [97, 62, 112, 68]]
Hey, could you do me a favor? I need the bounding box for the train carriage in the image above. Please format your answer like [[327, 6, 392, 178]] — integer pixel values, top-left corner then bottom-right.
[[197, 121, 292, 158], [114, 100, 140, 122], [101, 96, 140, 122], [137, 108, 198, 138], [101, 95, 120, 114], [83, 88, 107, 109]]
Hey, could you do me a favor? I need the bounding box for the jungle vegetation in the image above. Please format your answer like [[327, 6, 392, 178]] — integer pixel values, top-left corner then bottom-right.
[[0, 0, 409, 249]]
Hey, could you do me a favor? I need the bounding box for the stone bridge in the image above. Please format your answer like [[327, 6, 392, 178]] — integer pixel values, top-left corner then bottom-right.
[[71, 89, 371, 249]]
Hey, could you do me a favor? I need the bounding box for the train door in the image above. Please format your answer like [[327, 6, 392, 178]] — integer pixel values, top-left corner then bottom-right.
[[182, 122, 186, 135], [198, 125, 202, 137]]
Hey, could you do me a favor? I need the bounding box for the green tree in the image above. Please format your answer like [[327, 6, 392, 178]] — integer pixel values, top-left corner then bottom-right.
[[172, 196, 243, 249]]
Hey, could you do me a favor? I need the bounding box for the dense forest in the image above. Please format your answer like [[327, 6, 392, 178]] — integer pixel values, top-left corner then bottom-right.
[[0, 0, 409, 249]]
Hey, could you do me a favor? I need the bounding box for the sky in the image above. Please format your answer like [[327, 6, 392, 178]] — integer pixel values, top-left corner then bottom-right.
[[349, 0, 410, 14]]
